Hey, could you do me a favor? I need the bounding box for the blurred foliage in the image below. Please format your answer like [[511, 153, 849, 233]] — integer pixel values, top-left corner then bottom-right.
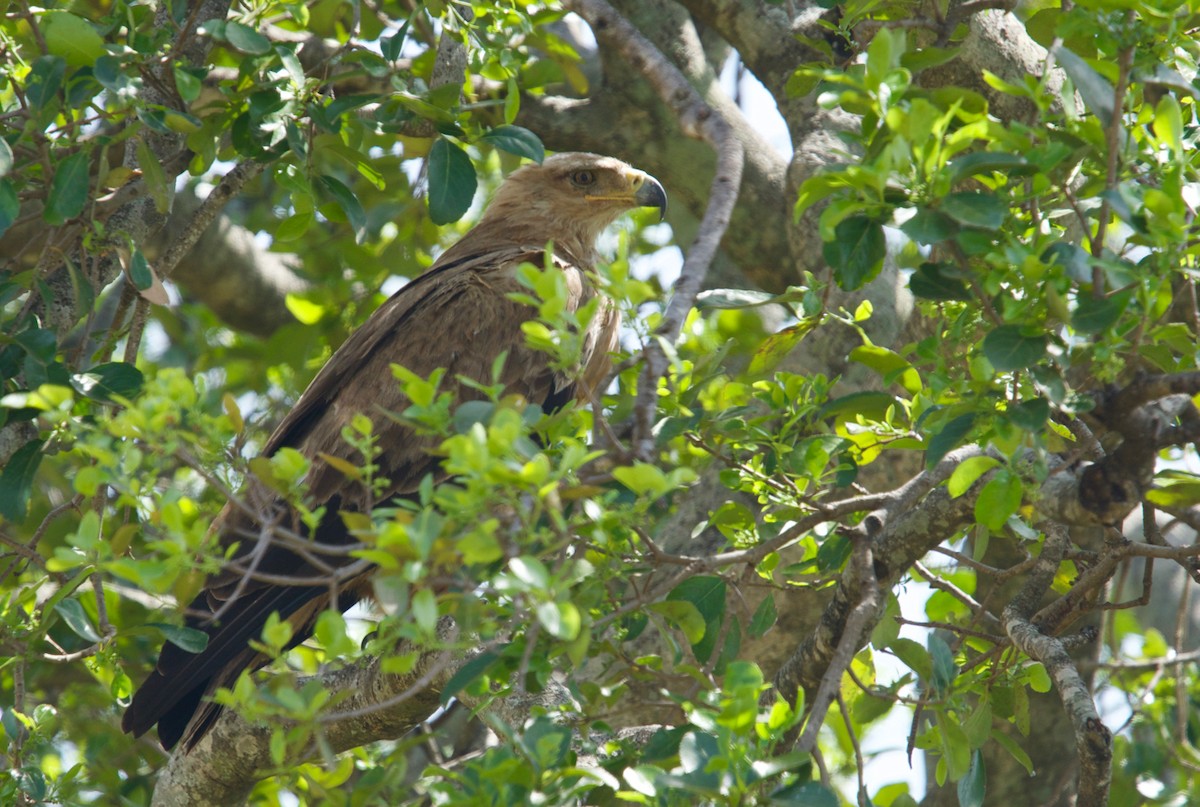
[[2, 0, 1200, 805]]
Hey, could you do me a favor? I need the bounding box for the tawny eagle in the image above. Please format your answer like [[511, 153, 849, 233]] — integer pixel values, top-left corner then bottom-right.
[[122, 152, 667, 751]]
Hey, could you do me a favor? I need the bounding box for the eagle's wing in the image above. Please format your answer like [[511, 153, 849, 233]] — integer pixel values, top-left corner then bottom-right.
[[122, 245, 618, 750]]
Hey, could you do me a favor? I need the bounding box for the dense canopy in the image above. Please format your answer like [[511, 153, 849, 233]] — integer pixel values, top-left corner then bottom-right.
[[3, 1, 1200, 806]]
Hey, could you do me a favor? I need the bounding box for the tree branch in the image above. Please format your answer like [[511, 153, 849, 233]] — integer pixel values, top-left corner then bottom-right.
[[560, 0, 745, 460]]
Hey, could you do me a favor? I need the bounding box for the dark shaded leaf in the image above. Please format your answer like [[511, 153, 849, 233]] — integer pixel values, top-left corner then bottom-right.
[[0, 137, 11, 177], [1042, 242, 1092, 282], [440, 649, 501, 704], [44, 150, 90, 225], [54, 598, 101, 642], [824, 215, 886, 290], [1053, 45, 1116, 127], [317, 175, 367, 241], [983, 325, 1047, 371], [147, 623, 210, 653], [225, 21, 272, 55], [947, 152, 1031, 183], [427, 139, 477, 224], [928, 634, 958, 693], [15, 328, 57, 364], [71, 362, 144, 402], [926, 413, 975, 468], [0, 180, 18, 239], [128, 249, 153, 290], [25, 55, 66, 111], [941, 191, 1006, 230], [816, 533, 851, 572], [0, 440, 43, 521], [909, 262, 971, 301], [480, 125, 544, 163], [1009, 398, 1049, 431], [818, 391, 899, 423], [668, 576, 726, 663], [900, 208, 957, 245], [769, 780, 839, 806], [1072, 291, 1130, 334], [748, 594, 777, 638], [958, 750, 987, 807]]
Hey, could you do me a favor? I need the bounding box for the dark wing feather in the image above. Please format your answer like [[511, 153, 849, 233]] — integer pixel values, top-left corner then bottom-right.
[[123, 244, 616, 750]]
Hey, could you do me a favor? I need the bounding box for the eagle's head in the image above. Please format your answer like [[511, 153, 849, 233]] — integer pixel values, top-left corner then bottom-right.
[[479, 152, 667, 263]]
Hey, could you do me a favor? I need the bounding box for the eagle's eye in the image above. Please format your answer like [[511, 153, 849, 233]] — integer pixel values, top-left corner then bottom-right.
[[570, 170, 597, 187]]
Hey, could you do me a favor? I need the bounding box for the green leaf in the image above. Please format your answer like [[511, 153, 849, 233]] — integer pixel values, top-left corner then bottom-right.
[[647, 600, 706, 644], [613, 463, 677, 497], [990, 728, 1034, 775], [53, 597, 101, 642], [947, 456, 1000, 498], [817, 391, 899, 423], [25, 55, 66, 111], [1042, 242, 1091, 283], [947, 152, 1030, 183], [983, 325, 1047, 371], [44, 150, 91, 226], [940, 191, 1006, 230], [1025, 662, 1052, 693], [909, 262, 970, 301], [147, 623, 209, 653], [1052, 45, 1115, 128], [440, 649, 501, 704], [317, 175, 367, 241], [509, 555, 550, 589], [926, 413, 975, 468], [1009, 398, 1049, 431], [427, 139, 477, 225], [816, 533, 851, 572], [225, 21, 272, 55], [849, 344, 921, 394], [42, 11, 107, 67], [957, 750, 986, 807], [174, 65, 203, 103], [749, 318, 819, 375], [128, 248, 153, 290], [537, 601, 581, 640], [928, 634, 957, 693], [70, 362, 144, 402], [0, 180, 19, 239], [0, 137, 12, 178], [275, 211, 313, 242], [695, 286, 808, 309], [769, 781, 839, 806], [668, 576, 726, 661], [0, 440, 43, 522], [1072, 291, 1129, 334], [824, 215, 886, 290], [963, 700, 992, 748], [900, 208, 957, 245], [748, 594, 777, 638], [411, 587, 437, 635], [480, 125, 544, 163], [975, 471, 1023, 532]]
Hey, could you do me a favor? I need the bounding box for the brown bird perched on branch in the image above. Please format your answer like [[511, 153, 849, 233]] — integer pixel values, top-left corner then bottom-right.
[[122, 152, 667, 751]]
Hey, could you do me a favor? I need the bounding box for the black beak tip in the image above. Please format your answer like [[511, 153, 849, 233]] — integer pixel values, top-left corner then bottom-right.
[[637, 176, 668, 221]]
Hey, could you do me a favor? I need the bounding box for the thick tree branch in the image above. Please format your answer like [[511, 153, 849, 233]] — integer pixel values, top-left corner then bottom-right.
[[1004, 527, 1112, 804], [152, 624, 462, 806]]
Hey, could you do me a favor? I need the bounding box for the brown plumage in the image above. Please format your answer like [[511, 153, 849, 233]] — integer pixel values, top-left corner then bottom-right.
[[122, 153, 667, 751]]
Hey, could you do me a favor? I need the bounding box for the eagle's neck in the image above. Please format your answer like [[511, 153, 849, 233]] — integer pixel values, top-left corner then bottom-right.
[[463, 196, 621, 269]]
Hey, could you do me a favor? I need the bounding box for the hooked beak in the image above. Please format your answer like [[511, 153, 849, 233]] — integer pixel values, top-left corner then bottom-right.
[[633, 174, 668, 221]]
